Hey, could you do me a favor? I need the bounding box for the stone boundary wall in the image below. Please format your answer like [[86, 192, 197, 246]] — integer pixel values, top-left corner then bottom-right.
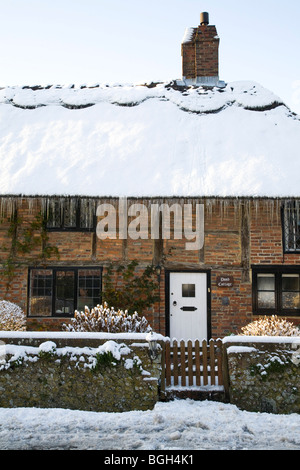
[[223, 336, 300, 414], [0, 331, 164, 412], [1, 332, 300, 415]]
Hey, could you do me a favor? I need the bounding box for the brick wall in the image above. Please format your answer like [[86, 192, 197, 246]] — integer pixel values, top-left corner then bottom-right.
[[0, 197, 299, 337], [182, 34, 196, 80]]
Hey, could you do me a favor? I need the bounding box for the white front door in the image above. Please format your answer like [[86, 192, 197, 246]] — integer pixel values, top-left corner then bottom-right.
[[169, 272, 208, 341]]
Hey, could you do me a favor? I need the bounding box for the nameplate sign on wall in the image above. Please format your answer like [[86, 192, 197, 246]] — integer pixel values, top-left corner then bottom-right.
[[217, 276, 234, 287]]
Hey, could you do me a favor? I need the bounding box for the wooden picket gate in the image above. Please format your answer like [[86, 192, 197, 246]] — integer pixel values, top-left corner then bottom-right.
[[160, 338, 224, 395]]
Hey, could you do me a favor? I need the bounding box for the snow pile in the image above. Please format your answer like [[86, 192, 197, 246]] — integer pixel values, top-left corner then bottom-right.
[[0, 301, 26, 331], [0, 80, 299, 198], [0, 399, 299, 450]]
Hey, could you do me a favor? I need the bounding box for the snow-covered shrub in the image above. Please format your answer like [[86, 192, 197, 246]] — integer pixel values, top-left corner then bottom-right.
[[0, 300, 26, 331], [239, 315, 300, 337], [62, 302, 152, 333]]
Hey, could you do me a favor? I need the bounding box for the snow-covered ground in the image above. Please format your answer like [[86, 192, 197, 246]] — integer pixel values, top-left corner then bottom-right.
[[0, 399, 299, 450]]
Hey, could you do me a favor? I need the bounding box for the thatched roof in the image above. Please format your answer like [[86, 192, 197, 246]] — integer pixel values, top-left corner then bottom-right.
[[0, 80, 299, 197]]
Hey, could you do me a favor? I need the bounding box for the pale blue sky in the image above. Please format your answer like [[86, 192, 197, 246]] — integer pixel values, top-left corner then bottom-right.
[[1, 0, 300, 113]]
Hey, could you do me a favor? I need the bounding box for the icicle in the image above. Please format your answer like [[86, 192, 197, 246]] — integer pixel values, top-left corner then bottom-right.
[[41, 197, 48, 219], [5, 197, 16, 220], [60, 197, 64, 225], [233, 198, 239, 225], [276, 199, 281, 224], [28, 197, 35, 215], [269, 199, 275, 225], [253, 199, 259, 222], [205, 198, 215, 220], [0, 197, 9, 218], [84, 198, 88, 228], [262, 199, 273, 225], [91, 199, 96, 227], [51, 198, 56, 227], [224, 199, 229, 219], [0, 198, 5, 218]]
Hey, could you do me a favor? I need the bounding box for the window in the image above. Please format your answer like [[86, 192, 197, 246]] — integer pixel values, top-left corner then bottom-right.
[[256, 274, 275, 309], [28, 267, 102, 317], [182, 284, 196, 297], [29, 269, 53, 317], [45, 197, 96, 231], [282, 200, 300, 252], [282, 274, 300, 310], [253, 267, 300, 316], [77, 269, 102, 311]]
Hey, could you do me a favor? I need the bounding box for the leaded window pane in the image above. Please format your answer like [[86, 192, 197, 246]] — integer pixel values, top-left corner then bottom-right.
[[282, 274, 300, 310], [77, 269, 101, 311], [55, 271, 75, 315], [257, 274, 275, 309], [283, 201, 300, 252], [29, 269, 53, 317]]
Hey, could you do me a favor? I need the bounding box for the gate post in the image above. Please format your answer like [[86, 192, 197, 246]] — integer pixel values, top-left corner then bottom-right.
[[221, 341, 230, 401], [159, 340, 166, 396]]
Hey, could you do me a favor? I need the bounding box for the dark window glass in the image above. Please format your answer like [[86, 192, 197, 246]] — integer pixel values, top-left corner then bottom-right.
[[283, 201, 300, 252], [282, 274, 300, 310], [55, 271, 75, 316], [45, 198, 96, 231], [182, 283, 196, 297]]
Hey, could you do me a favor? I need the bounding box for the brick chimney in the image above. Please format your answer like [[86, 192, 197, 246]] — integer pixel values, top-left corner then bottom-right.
[[181, 12, 224, 87]]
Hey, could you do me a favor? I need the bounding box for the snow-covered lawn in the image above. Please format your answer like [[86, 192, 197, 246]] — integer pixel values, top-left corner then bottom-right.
[[0, 399, 299, 450]]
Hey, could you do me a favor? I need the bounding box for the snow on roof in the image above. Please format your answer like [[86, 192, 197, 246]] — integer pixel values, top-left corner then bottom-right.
[[0, 80, 299, 198]]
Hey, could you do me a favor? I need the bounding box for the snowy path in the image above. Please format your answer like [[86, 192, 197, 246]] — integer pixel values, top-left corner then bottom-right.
[[0, 400, 299, 450]]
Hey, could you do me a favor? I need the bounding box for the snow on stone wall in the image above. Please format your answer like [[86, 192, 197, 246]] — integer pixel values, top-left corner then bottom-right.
[[223, 336, 300, 414], [0, 333, 162, 412]]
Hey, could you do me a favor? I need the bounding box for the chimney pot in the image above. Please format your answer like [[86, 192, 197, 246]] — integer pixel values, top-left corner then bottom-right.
[[200, 12, 209, 25]]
